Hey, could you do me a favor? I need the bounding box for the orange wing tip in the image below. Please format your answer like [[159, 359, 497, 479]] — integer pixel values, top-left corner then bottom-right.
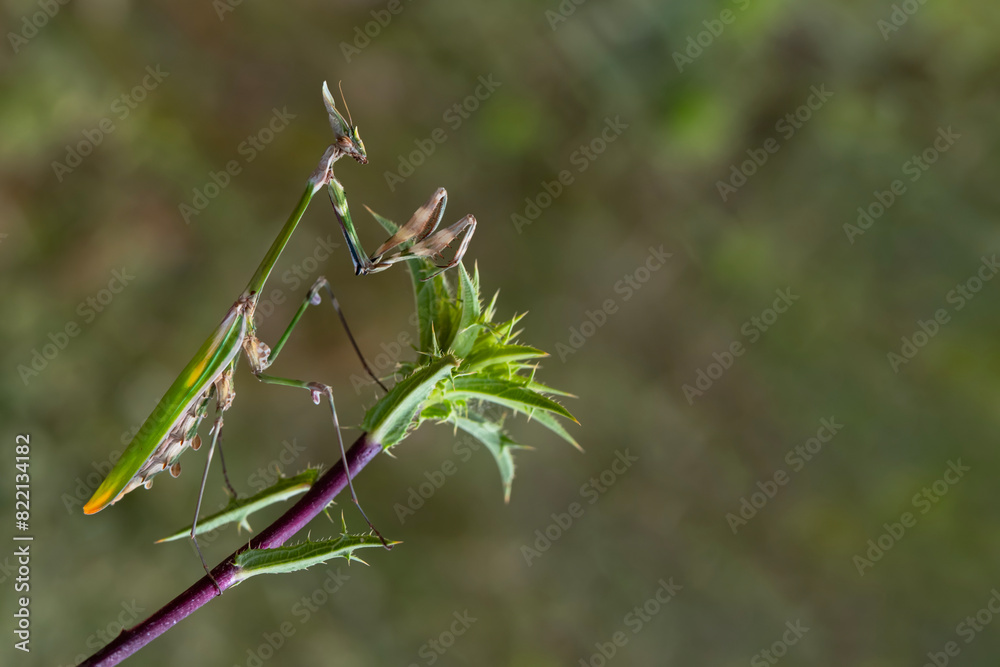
[[83, 491, 113, 515]]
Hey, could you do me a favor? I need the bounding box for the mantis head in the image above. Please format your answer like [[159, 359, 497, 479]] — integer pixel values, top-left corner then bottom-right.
[[322, 81, 367, 164]]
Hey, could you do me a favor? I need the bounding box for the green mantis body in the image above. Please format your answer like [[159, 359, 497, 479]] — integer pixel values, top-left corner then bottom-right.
[[84, 83, 477, 563]]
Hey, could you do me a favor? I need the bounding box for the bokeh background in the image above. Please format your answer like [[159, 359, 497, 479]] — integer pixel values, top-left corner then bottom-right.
[[3, 0, 1000, 665]]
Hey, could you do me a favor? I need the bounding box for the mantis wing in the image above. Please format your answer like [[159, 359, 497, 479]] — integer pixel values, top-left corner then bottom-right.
[[83, 303, 250, 514]]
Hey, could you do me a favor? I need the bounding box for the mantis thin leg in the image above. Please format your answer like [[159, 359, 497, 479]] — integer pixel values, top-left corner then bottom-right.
[[192, 409, 226, 595], [253, 371, 391, 549], [214, 437, 239, 499], [267, 277, 388, 393]]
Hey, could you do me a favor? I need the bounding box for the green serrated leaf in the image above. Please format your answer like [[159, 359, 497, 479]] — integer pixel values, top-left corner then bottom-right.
[[429, 323, 443, 357], [527, 408, 583, 451], [363, 356, 457, 448], [483, 289, 499, 324], [432, 286, 456, 353], [451, 413, 525, 503], [486, 313, 526, 346], [420, 403, 452, 421], [461, 344, 549, 373], [369, 208, 399, 236], [522, 378, 577, 398], [444, 377, 578, 423], [156, 469, 320, 543], [449, 263, 481, 358], [233, 534, 394, 582]]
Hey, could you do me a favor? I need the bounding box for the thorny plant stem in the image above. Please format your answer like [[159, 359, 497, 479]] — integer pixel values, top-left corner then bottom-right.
[[79, 434, 382, 667]]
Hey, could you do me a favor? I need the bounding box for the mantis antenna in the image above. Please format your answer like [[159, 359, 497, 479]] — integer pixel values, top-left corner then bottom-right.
[[338, 81, 353, 127]]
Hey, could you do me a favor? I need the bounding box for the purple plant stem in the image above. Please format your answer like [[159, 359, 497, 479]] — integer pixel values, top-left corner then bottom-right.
[[79, 434, 381, 667]]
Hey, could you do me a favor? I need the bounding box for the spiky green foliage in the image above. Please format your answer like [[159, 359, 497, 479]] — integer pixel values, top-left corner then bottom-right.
[[363, 210, 579, 501], [178, 209, 579, 544], [233, 531, 393, 582], [157, 469, 320, 542]]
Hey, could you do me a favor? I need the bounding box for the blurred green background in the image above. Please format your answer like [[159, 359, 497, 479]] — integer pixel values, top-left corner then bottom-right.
[[3, 0, 1000, 665]]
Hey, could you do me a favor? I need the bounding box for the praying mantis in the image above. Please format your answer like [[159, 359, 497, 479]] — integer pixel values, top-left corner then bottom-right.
[[83, 81, 477, 581]]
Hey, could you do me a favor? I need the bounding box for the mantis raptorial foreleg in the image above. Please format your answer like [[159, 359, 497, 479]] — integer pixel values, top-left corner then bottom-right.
[[252, 372, 390, 548], [328, 180, 477, 279]]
